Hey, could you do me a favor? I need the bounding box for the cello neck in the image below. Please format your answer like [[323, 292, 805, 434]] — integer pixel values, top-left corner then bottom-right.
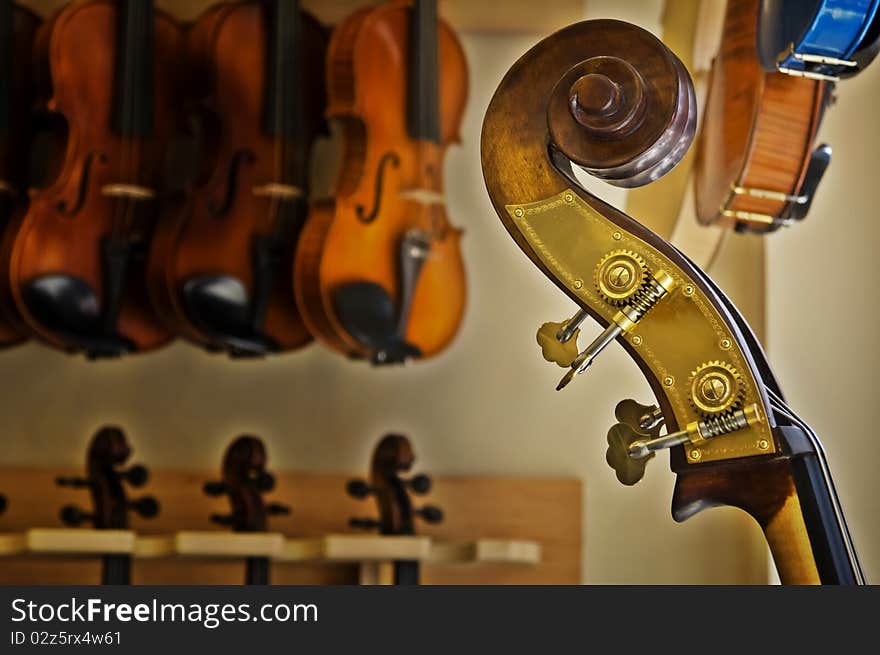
[[408, 0, 440, 142], [672, 425, 864, 585], [113, 0, 155, 137]]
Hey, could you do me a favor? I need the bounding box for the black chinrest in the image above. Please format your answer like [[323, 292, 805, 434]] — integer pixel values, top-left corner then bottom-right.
[[23, 274, 133, 357], [757, 0, 824, 71], [333, 281, 421, 364], [182, 274, 278, 357]]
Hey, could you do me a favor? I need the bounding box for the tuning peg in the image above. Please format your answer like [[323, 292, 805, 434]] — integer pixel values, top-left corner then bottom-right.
[[210, 513, 235, 527], [60, 505, 94, 527], [0, 494, 7, 515], [55, 476, 91, 489], [203, 481, 229, 497], [556, 272, 675, 391], [129, 496, 159, 519], [121, 464, 149, 488], [605, 423, 653, 486], [615, 399, 664, 435], [536, 309, 587, 367], [407, 474, 432, 494], [267, 502, 291, 517], [346, 479, 373, 499], [417, 505, 444, 524], [255, 472, 275, 493], [349, 517, 380, 530]]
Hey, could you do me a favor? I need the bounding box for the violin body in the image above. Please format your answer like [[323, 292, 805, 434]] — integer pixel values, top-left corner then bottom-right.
[[758, 0, 880, 78], [148, 0, 328, 356], [695, 0, 830, 233], [294, 0, 467, 363], [6, 0, 184, 357], [0, 2, 40, 346]]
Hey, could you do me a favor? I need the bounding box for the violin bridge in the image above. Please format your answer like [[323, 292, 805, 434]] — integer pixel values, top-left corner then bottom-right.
[[398, 188, 445, 206], [251, 183, 303, 200], [100, 184, 156, 200]]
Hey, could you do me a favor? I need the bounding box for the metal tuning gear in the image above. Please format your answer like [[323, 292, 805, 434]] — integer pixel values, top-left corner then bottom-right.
[[607, 402, 762, 485], [557, 267, 675, 391]]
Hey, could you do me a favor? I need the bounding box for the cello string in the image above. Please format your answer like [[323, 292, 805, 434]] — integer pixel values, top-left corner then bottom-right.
[[767, 389, 865, 583]]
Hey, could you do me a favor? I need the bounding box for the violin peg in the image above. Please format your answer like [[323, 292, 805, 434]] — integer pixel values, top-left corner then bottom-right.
[[346, 479, 373, 499], [121, 464, 149, 488], [255, 472, 275, 493], [203, 481, 228, 497], [60, 505, 93, 527], [210, 513, 235, 527], [349, 517, 380, 531], [55, 476, 91, 489], [267, 502, 291, 517], [417, 505, 444, 524], [407, 473, 432, 495], [129, 496, 159, 519]]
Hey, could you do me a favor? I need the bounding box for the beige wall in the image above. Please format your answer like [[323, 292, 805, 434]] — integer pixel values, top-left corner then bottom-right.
[[1, 0, 774, 584], [767, 61, 880, 582]]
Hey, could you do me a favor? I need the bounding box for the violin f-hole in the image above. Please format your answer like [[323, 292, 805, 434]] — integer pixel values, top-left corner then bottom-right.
[[207, 148, 257, 217], [356, 152, 400, 224], [56, 151, 108, 216]]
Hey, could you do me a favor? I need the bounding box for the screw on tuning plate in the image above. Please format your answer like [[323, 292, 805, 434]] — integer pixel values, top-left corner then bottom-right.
[[536, 309, 587, 367]]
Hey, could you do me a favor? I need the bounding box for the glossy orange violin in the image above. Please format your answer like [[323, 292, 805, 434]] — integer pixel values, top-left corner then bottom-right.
[[294, 0, 467, 364]]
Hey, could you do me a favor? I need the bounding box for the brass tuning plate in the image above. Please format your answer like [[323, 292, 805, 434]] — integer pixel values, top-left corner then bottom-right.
[[506, 189, 774, 463]]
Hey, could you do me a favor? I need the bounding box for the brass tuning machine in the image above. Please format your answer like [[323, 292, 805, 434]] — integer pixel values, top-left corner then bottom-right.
[[606, 399, 665, 486], [536, 309, 588, 367], [606, 400, 764, 485]]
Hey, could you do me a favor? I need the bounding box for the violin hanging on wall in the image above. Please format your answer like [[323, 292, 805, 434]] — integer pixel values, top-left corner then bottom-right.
[[5, 0, 184, 358], [294, 0, 468, 365], [482, 18, 863, 584], [202, 435, 291, 585], [346, 434, 443, 585], [56, 426, 159, 585], [694, 0, 832, 234], [148, 0, 328, 357], [757, 0, 880, 80], [0, 1, 39, 347]]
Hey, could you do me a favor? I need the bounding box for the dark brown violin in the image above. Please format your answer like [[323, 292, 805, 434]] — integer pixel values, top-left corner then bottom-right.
[[56, 425, 159, 584], [148, 0, 328, 357], [203, 435, 291, 585], [294, 0, 468, 365], [346, 433, 443, 585], [5, 0, 184, 358], [0, 1, 39, 346]]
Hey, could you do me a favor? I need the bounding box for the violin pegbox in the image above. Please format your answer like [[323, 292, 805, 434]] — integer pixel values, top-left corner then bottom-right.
[[202, 435, 291, 532], [347, 434, 443, 535], [56, 426, 159, 529]]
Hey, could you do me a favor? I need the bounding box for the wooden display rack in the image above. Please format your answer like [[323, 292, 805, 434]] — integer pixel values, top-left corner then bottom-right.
[[0, 467, 580, 585]]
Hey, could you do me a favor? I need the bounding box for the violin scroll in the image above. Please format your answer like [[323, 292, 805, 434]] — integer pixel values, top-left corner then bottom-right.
[[202, 435, 290, 533], [56, 426, 159, 529], [347, 434, 443, 535]]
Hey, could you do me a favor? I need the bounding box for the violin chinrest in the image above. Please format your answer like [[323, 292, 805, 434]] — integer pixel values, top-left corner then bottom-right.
[[23, 275, 133, 357], [182, 274, 278, 356], [333, 281, 421, 365], [757, 0, 822, 70]]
